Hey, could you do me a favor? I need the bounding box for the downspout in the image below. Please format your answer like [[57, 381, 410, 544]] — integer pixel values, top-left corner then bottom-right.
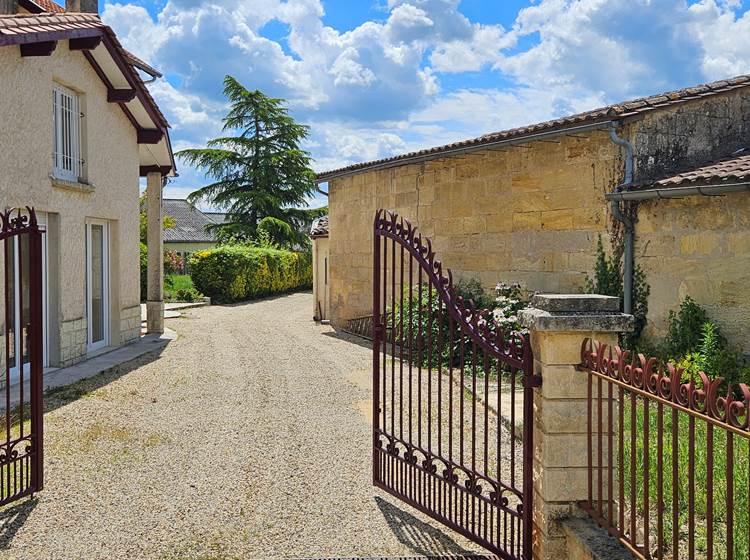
[[608, 123, 634, 315]]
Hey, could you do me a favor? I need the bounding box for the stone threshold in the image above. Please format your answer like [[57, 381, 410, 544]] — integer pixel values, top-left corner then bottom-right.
[[2, 328, 176, 410]]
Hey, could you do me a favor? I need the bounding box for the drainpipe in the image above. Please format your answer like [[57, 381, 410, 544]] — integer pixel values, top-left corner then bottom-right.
[[608, 123, 634, 315]]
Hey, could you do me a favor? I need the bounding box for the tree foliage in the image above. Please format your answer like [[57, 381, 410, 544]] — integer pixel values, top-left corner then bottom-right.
[[177, 76, 322, 247]]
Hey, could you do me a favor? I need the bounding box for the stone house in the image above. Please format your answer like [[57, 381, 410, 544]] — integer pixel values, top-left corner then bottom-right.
[[315, 75, 750, 352], [162, 199, 225, 273], [0, 0, 174, 371]]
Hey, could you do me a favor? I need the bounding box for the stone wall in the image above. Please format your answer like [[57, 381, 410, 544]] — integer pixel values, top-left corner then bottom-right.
[[328, 129, 620, 328], [120, 304, 142, 346], [636, 192, 750, 347], [326, 90, 750, 352]]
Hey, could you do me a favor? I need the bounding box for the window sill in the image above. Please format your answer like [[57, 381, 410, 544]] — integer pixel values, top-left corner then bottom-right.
[[50, 176, 94, 193]]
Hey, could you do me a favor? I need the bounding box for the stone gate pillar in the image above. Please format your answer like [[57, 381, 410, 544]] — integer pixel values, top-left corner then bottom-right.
[[519, 294, 633, 560]]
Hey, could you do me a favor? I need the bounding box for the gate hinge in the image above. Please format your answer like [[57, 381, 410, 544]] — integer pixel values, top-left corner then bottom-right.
[[523, 375, 543, 389]]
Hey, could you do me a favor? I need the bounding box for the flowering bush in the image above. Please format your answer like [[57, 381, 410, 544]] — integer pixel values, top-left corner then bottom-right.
[[492, 282, 528, 336], [164, 250, 185, 275], [393, 277, 530, 377]]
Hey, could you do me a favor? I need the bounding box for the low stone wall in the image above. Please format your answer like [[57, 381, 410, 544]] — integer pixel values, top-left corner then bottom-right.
[[59, 317, 87, 367], [564, 516, 633, 560], [120, 304, 141, 345]]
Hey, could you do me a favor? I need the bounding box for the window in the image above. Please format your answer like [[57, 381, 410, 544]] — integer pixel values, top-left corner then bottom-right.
[[52, 85, 84, 182]]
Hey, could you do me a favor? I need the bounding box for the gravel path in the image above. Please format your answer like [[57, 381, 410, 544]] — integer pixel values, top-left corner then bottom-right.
[[0, 292, 489, 560]]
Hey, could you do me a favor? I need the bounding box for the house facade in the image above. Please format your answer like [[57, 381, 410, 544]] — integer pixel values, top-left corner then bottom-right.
[[310, 215, 329, 321], [0, 0, 174, 370], [162, 199, 224, 272], [316, 76, 750, 352]]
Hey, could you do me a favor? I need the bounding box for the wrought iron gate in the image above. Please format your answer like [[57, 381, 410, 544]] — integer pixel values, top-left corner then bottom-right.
[[0, 208, 44, 506], [372, 210, 537, 560]]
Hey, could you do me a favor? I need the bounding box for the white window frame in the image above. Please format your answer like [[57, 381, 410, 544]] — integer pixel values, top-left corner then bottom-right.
[[86, 220, 109, 353], [52, 85, 83, 182]]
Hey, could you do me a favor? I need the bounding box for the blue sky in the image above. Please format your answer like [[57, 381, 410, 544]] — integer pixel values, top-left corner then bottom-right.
[[101, 0, 750, 208]]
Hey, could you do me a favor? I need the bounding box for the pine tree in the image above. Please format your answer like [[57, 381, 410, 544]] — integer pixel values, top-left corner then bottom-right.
[[178, 76, 323, 246]]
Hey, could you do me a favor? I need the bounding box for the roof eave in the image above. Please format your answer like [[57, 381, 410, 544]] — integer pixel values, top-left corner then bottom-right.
[[315, 118, 617, 183]]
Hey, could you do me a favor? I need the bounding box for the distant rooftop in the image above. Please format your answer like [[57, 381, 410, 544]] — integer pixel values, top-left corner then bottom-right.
[[163, 199, 220, 243]]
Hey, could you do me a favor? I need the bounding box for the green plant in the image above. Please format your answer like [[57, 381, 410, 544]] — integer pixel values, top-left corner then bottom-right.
[[664, 296, 710, 359], [585, 235, 650, 346], [188, 245, 312, 303], [175, 288, 199, 303], [139, 242, 148, 302], [666, 300, 750, 390], [454, 277, 495, 311]]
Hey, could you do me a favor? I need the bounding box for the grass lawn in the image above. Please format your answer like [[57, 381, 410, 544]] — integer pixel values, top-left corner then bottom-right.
[[592, 388, 750, 559], [165, 274, 195, 300]]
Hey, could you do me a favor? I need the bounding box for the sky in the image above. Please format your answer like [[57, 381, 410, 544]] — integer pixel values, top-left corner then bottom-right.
[[101, 0, 750, 209]]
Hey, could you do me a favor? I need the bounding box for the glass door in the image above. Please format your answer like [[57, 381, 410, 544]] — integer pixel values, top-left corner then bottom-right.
[[7, 234, 31, 381], [86, 221, 109, 353]]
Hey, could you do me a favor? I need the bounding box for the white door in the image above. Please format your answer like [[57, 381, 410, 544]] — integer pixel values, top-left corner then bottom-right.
[[86, 220, 109, 353], [7, 214, 48, 381]]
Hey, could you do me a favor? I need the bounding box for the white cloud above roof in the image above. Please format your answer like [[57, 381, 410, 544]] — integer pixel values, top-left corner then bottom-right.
[[103, 0, 750, 200]]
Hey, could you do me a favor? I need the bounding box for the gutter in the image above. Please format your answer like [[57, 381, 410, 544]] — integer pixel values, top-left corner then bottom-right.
[[607, 123, 635, 316], [606, 181, 750, 201], [316, 119, 615, 183]]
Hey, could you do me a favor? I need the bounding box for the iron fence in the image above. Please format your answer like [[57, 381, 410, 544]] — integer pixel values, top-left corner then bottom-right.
[[579, 338, 750, 560]]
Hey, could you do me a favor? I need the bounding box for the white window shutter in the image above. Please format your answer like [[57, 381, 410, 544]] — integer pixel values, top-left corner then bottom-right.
[[52, 86, 82, 182]]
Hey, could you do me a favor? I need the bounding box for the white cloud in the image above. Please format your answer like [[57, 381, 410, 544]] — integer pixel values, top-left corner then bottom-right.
[[104, 0, 750, 198]]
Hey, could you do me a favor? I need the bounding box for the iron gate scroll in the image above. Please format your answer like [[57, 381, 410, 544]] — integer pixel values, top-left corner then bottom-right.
[[0, 208, 44, 506], [372, 210, 538, 560]]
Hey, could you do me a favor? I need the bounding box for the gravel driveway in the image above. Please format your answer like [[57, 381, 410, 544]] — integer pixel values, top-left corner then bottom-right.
[[0, 292, 489, 560]]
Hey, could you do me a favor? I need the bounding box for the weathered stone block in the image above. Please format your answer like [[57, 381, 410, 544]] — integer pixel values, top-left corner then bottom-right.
[[513, 211, 542, 230]]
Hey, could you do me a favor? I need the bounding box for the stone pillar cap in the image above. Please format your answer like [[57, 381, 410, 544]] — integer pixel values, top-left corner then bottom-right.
[[530, 293, 619, 313], [520, 293, 634, 333]]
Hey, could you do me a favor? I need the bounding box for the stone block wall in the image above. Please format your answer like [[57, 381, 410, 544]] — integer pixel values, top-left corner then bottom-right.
[[328, 129, 620, 327], [636, 191, 750, 349], [120, 304, 141, 345], [59, 317, 87, 367], [327, 90, 750, 352]]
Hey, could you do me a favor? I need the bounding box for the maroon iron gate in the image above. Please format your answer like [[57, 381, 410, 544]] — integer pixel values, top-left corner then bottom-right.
[[0, 208, 44, 506], [372, 210, 538, 560]]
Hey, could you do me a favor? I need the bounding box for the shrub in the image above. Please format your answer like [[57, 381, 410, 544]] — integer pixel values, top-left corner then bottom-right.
[[663, 296, 709, 359], [454, 277, 495, 311], [585, 235, 650, 346], [393, 277, 529, 377], [175, 288, 200, 303], [188, 245, 312, 303], [140, 243, 148, 302], [665, 298, 750, 390]]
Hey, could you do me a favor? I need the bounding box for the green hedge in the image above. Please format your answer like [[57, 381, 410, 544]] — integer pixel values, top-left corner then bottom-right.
[[188, 245, 312, 303], [140, 242, 148, 303]]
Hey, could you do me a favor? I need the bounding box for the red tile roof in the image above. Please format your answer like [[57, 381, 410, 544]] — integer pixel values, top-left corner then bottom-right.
[[646, 149, 750, 188], [29, 0, 64, 12], [0, 12, 169, 129], [0, 11, 102, 37], [316, 75, 750, 182]]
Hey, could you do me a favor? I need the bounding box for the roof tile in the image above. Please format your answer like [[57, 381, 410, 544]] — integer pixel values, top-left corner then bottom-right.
[[317, 74, 750, 181], [643, 149, 750, 188]]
